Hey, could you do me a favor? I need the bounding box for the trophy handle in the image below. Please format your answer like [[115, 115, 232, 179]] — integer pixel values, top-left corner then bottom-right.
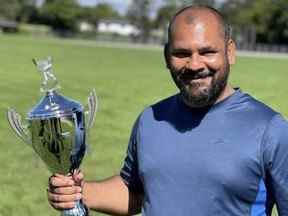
[[85, 89, 98, 130], [62, 200, 89, 216], [7, 108, 32, 145]]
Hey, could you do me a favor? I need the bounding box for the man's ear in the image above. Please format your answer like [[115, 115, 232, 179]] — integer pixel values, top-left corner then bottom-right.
[[164, 43, 170, 69], [227, 39, 236, 65]]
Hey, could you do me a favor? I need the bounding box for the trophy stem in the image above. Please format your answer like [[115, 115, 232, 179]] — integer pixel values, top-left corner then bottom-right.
[[62, 200, 89, 216]]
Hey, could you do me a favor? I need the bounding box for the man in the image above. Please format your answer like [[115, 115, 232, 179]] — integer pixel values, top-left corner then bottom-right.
[[48, 5, 288, 215]]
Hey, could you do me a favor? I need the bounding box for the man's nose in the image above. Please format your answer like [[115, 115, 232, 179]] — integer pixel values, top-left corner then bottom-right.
[[186, 54, 205, 71]]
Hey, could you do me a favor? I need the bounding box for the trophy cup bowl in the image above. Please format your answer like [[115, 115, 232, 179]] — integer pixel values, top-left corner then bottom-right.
[[7, 57, 97, 216]]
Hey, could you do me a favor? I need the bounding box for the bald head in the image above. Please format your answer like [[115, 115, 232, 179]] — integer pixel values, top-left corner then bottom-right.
[[168, 6, 231, 44]]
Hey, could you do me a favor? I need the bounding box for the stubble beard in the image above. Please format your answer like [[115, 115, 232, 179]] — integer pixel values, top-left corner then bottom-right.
[[170, 60, 230, 108]]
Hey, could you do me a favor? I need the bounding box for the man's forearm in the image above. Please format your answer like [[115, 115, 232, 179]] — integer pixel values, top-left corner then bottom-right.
[[82, 175, 142, 215]]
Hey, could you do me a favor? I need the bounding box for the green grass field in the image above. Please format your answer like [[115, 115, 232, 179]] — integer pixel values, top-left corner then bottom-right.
[[0, 35, 287, 216]]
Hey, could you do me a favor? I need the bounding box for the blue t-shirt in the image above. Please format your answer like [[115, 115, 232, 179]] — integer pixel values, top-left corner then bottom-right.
[[120, 89, 288, 216]]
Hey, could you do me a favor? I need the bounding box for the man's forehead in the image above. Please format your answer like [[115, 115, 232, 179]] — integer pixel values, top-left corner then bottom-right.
[[184, 14, 197, 25], [169, 9, 225, 41], [172, 9, 220, 29]]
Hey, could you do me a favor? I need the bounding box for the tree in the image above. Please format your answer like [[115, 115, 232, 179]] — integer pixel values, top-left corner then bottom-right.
[[192, 0, 215, 7], [0, 0, 38, 22], [0, 0, 22, 20], [17, 0, 39, 23], [93, 3, 119, 21], [40, 0, 81, 32], [127, 0, 153, 43], [80, 3, 119, 25], [162, 0, 215, 8], [249, 0, 288, 44], [154, 4, 178, 29], [220, 0, 288, 44]]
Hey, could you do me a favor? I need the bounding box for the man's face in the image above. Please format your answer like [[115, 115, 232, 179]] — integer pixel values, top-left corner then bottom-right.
[[166, 13, 235, 107]]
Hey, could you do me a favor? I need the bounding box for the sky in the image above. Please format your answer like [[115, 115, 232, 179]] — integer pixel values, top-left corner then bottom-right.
[[78, 0, 164, 16], [78, 0, 225, 16]]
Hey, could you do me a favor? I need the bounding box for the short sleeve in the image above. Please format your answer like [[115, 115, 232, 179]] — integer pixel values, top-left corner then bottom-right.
[[120, 117, 143, 193], [262, 114, 288, 215]]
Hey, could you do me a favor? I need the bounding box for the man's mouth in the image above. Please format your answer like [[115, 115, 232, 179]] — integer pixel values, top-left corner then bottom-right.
[[178, 70, 215, 84]]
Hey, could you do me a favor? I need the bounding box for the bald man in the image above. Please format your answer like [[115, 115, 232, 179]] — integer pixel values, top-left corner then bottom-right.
[[48, 6, 288, 216]]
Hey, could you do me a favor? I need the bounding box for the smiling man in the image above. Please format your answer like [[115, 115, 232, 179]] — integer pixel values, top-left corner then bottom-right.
[[165, 7, 235, 108], [47, 5, 288, 216]]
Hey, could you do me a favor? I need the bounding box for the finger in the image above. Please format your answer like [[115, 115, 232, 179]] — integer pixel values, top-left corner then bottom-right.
[[50, 201, 76, 210], [51, 173, 74, 181], [72, 169, 80, 175], [49, 186, 82, 195], [53, 173, 66, 177], [48, 192, 82, 203], [72, 171, 84, 183], [49, 176, 75, 188]]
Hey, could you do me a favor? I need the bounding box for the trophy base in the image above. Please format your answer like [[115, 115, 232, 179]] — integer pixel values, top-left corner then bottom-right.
[[62, 200, 88, 216]]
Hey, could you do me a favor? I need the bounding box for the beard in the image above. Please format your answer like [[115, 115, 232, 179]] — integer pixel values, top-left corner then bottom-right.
[[169, 60, 230, 108]]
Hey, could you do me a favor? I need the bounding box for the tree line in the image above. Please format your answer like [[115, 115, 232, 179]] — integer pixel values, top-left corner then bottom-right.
[[0, 0, 287, 45]]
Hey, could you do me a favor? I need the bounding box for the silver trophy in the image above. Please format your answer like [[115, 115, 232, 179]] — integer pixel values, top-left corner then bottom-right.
[[7, 57, 97, 216]]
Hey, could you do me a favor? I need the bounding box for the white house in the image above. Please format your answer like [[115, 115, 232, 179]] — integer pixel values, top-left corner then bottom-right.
[[78, 21, 94, 32], [97, 19, 139, 36]]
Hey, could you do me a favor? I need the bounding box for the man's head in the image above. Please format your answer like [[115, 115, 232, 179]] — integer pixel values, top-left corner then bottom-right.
[[165, 5, 236, 108]]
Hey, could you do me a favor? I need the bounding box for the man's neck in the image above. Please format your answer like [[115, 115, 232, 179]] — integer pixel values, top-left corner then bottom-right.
[[215, 84, 235, 104]]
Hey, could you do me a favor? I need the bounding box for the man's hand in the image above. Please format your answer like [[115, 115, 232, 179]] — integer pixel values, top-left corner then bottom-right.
[[48, 174, 142, 215], [47, 171, 84, 210]]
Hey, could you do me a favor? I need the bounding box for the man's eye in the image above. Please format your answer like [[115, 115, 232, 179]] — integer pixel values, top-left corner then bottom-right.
[[201, 51, 217, 56], [172, 52, 190, 58]]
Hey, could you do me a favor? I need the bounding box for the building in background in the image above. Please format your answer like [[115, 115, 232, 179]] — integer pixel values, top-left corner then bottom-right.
[[0, 19, 18, 32], [97, 19, 139, 37]]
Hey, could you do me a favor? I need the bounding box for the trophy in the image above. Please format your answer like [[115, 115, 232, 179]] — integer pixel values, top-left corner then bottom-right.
[[7, 57, 97, 216]]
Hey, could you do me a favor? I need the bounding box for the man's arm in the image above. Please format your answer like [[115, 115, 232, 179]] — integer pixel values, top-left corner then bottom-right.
[[48, 173, 143, 216], [83, 175, 143, 215], [262, 114, 288, 215]]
